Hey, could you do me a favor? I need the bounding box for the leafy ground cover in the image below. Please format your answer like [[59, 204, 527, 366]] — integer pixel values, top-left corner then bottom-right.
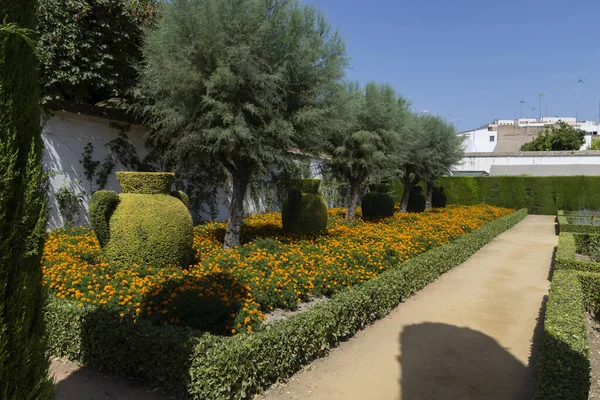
[[43, 205, 512, 335]]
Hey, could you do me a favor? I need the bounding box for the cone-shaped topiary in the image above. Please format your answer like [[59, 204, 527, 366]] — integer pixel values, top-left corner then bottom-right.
[[362, 184, 395, 220], [90, 172, 194, 267], [282, 179, 328, 235], [407, 186, 426, 213], [432, 186, 447, 208]]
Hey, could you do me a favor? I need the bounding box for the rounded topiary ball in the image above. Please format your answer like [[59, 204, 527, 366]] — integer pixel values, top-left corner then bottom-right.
[[432, 187, 447, 208], [361, 191, 395, 220], [282, 179, 328, 235], [407, 186, 426, 213]]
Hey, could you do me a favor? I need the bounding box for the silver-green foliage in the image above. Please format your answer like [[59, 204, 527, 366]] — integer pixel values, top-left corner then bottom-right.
[[135, 0, 347, 248], [322, 82, 408, 219]]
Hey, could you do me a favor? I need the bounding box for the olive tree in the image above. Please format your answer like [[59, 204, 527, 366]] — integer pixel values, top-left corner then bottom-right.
[[322, 82, 407, 219], [135, 0, 347, 248], [418, 115, 464, 208]]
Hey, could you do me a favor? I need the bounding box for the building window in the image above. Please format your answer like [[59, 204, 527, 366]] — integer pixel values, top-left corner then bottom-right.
[[489, 135, 495, 142], [488, 127, 493, 131]]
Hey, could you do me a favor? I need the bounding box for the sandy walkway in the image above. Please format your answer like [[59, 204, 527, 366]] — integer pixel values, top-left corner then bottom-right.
[[257, 215, 556, 400]]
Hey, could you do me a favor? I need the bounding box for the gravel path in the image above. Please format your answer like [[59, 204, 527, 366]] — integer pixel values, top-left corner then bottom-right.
[[256, 215, 556, 400]]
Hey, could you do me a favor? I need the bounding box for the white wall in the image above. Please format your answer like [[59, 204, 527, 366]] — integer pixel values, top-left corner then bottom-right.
[[454, 152, 600, 175], [42, 111, 325, 229], [42, 111, 148, 230], [458, 128, 497, 153]]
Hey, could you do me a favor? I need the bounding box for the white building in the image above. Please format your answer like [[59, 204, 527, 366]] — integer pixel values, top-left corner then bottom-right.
[[457, 117, 599, 153]]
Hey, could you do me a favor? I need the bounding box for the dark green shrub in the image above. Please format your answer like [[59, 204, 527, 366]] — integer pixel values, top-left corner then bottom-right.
[[282, 179, 328, 235], [90, 172, 193, 267], [407, 186, 426, 213], [361, 191, 395, 220], [432, 186, 447, 208], [89, 190, 119, 247], [0, 2, 54, 397]]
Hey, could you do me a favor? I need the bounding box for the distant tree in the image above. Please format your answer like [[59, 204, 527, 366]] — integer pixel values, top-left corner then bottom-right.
[[135, 0, 347, 249], [37, 0, 157, 106], [322, 82, 406, 220], [0, 1, 54, 397], [520, 122, 586, 151], [589, 137, 600, 150], [395, 113, 428, 213], [418, 115, 464, 208]]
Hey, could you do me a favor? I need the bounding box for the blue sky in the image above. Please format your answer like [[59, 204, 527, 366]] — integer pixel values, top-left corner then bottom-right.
[[311, 0, 600, 131]]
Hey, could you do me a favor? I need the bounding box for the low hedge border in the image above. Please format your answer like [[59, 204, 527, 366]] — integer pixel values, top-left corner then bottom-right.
[[535, 270, 590, 400], [557, 215, 600, 234], [46, 208, 528, 399], [555, 233, 600, 273]]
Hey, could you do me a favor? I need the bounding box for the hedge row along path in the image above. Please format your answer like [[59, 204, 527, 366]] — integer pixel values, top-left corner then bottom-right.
[[258, 215, 556, 400]]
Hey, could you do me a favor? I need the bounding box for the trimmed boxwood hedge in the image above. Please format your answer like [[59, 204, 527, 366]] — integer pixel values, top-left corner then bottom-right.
[[555, 233, 600, 273], [557, 215, 600, 234], [535, 270, 590, 400], [535, 229, 600, 399], [427, 176, 600, 215], [45, 208, 527, 399]]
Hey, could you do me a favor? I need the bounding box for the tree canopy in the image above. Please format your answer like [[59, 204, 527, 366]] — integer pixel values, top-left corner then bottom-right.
[[417, 115, 463, 207], [520, 122, 586, 151], [135, 0, 347, 248], [322, 82, 407, 219], [37, 0, 157, 106]]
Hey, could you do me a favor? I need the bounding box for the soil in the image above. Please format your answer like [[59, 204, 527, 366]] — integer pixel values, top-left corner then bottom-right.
[[576, 253, 595, 262], [263, 296, 327, 325], [256, 215, 556, 400], [587, 314, 600, 399]]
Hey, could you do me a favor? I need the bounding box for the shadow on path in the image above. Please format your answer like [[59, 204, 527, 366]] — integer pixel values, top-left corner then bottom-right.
[[400, 323, 531, 400]]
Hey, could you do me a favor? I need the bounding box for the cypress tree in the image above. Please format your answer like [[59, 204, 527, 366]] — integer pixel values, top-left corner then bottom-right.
[[0, 0, 54, 397]]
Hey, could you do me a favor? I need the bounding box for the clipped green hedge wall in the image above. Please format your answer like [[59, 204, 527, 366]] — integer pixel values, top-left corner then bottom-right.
[[535, 270, 590, 400], [89, 190, 120, 247], [46, 209, 527, 399], [434, 176, 600, 215]]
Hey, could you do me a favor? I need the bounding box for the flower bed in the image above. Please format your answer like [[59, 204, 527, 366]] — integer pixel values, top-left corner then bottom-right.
[[43, 205, 512, 334], [45, 207, 526, 398]]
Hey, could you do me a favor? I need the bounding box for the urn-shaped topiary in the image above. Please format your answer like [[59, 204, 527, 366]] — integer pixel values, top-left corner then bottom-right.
[[282, 178, 328, 235], [362, 184, 395, 220], [89, 172, 194, 267], [432, 186, 448, 208], [407, 186, 426, 213]]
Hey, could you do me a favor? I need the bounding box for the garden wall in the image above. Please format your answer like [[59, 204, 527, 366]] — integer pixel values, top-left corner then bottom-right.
[[432, 176, 600, 215]]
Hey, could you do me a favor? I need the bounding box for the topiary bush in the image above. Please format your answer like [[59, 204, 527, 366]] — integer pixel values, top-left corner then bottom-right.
[[89, 172, 194, 267], [407, 186, 426, 213], [432, 186, 447, 208], [361, 186, 395, 220], [282, 179, 328, 235]]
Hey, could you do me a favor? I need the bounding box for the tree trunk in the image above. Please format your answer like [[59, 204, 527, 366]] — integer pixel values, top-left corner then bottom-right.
[[400, 176, 411, 212], [345, 179, 362, 220], [426, 181, 434, 209], [224, 171, 250, 250]]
